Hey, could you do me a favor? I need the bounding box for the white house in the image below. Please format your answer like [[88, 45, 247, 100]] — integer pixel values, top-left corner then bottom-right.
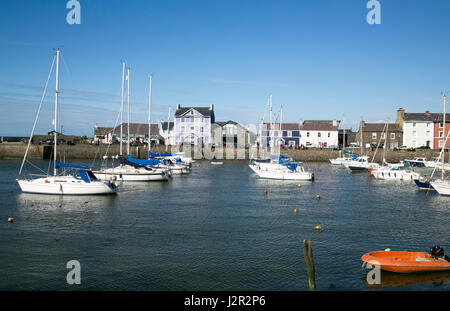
[[174, 104, 215, 145], [396, 109, 434, 148], [299, 120, 340, 148]]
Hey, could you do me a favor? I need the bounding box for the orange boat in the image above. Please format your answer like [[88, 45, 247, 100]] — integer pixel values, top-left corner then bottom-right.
[[361, 251, 450, 273]]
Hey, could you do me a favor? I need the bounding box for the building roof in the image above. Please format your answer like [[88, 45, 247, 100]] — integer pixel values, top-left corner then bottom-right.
[[360, 123, 402, 132], [300, 122, 338, 131], [174, 105, 214, 117], [215, 120, 238, 127], [94, 127, 114, 136], [112, 123, 162, 137], [161, 122, 174, 131], [260, 123, 301, 131], [403, 112, 450, 122]]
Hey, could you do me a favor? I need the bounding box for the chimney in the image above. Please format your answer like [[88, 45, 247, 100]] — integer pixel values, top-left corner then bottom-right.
[[396, 108, 405, 129], [425, 110, 430, 115], [94, 123, 98, 129], [210, 104, 214, 111], [176, 104, 180, 110]]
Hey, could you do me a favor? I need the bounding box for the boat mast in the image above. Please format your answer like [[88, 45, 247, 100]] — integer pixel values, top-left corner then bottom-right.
[[269, 94, 274, 158], [148, 74, 152, 159], [53, 49, 60, 176], [120, 61, 125, 159], [442, 93, 446, 180], [384, 120, 389, 164], [127, 68, 131, 156], [166, 106, 171, 152], [360, 117, 363, 155]]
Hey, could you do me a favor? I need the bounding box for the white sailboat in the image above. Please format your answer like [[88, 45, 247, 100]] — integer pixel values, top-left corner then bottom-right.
[[92, 64, 169, 182], [17, 49, 118, 195], [249, 95, 314, 181], [430, 93, 450, 196], [369, 121, 418, 181]]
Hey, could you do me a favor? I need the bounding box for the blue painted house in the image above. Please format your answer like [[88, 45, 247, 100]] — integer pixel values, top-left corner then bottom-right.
[[259, 123, 301, 147]]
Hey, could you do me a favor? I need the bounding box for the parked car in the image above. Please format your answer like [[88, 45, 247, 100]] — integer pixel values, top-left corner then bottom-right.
[[416, 146, 430, 150]]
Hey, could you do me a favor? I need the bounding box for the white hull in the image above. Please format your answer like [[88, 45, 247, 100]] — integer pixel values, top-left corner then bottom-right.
[[329, 158, 352, 166], [17, 176, 117, 195], [92, 165, 169, 181], [430, 180, 450, 196], [424, 162, 450, 170], [371, 168, 420, 181], [249, 163, 314, 181]]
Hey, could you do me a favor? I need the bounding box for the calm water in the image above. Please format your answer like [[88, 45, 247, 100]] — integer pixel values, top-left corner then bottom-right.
[[0, 160, 449, 291]]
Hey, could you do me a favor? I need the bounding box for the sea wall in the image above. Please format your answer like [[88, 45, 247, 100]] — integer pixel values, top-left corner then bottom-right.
[[0, 143, 447, 163]]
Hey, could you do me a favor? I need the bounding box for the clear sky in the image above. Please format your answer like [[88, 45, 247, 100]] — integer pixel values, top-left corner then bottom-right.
[[1, 0, 450, 137]]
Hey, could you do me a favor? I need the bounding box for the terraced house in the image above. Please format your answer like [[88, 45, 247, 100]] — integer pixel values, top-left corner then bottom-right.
[[174, 104, 215, 145]]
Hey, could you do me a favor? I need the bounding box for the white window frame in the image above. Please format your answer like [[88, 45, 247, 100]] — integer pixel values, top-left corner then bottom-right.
[[390, 133, 395, 139], [372, 133, 377, 139]]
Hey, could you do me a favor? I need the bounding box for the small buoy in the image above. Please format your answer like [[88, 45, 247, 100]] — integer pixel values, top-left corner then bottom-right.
[[316, 194, 320, 199], [385, 248, 391, 252], [8, 217, 13, 223], [264, 190, 268, 195], [315, 225, 321, 231], [196, 164, 200, 167], [58, 204, 62, 208], [297, 184, 302, 187], [294, 209, 298, 214]]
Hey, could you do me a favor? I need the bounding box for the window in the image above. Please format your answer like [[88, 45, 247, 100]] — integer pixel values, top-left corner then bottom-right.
[[306, 132, 310, 137], [439, 122, 443, 128], [287, 131, 292, 137], [181, 126, 185, 132], [381, 133, 386, 139], [191, 118, 194, 122], [413, 130, 417, 137], [372, 133, 377, 139], [318, 132, 321, 138], [328, 132, 330, 138], [439, 140, 444, 148], [390, 133, 395, 139], [181, 118, 185, 123], [190, 126, 194, 131], [439, 131, 443, 138], [190, 111, 194, 115], [200, 127, 203, 133]]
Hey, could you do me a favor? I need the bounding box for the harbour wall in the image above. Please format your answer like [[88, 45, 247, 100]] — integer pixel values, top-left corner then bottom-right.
[[0, 143, 447, 163]]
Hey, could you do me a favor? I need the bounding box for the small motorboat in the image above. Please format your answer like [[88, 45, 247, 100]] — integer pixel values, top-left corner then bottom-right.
[[211, 162, 223, 165], [414, 178, 434, 191], [362, 247, 450, 273]]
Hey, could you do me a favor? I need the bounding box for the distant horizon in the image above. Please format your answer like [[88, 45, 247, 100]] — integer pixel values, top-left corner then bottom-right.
[[1, 1, 449, 137]]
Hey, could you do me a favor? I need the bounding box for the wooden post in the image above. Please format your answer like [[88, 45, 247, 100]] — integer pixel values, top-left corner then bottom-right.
[[303, 240, 316, 291]]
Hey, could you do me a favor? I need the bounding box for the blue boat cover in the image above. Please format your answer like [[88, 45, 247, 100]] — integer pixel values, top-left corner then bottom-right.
[[127, 155, 166, 166], [120, 156, 152, 170]]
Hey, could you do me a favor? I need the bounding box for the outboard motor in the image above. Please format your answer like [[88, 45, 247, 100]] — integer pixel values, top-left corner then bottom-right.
[[430, 245, 449, 261]]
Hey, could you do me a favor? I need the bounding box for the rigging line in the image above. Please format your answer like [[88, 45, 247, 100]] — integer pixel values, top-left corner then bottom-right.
[[18, 54, 56, 177], [24, 159, 49, 175]]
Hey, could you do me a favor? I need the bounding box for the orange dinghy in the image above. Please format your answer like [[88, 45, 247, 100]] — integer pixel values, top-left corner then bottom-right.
[[362, 251, 450, 273]]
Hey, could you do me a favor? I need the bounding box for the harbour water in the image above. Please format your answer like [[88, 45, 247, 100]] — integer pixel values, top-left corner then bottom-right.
[[0, 160, 449, 290]]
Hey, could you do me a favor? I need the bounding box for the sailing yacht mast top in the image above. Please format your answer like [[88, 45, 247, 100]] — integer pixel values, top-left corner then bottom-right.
[[120, 61, 125, 157], [442, 93, 447, 180], [53, 48, 60, 176], [126, 68, 131, 156], [148, 74, 152, 159]]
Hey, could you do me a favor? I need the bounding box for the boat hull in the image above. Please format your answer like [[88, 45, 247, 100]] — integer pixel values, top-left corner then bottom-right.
[[362, 251, 450, 273], [430, 181, 450, 196], [17, 177, 117, 195]]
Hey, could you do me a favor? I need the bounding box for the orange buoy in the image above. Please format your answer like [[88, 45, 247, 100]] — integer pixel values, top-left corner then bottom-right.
[[264, 190, 268, 195], [294, 209, 298, 214], [8, 217, 13, 223], [58, 204, 62, 208]]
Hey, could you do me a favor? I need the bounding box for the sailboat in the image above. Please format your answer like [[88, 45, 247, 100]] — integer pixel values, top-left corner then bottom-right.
[[249, 95, 314, 181], [369, 121, 419, 181], [126, 77, 190, 175], [92, 64, 169, 182], [17, 49, 118, 195], [430, 93, 450, 195], [329, 116, 355, 166]]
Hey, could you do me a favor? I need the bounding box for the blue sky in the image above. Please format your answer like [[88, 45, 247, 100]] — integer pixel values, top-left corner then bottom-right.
[[1, 0, 450, 136]]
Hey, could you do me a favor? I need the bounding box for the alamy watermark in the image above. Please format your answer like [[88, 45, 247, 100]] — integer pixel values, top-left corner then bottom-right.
[[66, 0, 81, 25], [366, 0, 381, 25], [66, 260, 81, 285]]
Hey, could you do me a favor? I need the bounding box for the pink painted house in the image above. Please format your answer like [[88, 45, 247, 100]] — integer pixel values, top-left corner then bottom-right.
[[299, 120, 340, 148]]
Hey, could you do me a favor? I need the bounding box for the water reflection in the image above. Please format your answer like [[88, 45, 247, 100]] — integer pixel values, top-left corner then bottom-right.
[[365, 271, 450, 288]]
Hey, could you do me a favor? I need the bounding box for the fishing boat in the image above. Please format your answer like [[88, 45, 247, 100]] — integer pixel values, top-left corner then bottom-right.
[[413, 177, 435, 190], [371, 166, 420, 181], [16, 49, 118, 195], [362, 250, 450, 273], [211, 161, 223, 165], [404, 157, 427, 167], [347, 156, 379, 172]]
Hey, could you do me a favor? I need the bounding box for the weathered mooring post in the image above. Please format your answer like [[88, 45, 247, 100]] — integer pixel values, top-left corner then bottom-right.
[[303, 240, 316, 290]]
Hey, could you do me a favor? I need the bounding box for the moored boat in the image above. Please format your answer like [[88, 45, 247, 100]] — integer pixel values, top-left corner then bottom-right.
[[362, 250, 450, 273]]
